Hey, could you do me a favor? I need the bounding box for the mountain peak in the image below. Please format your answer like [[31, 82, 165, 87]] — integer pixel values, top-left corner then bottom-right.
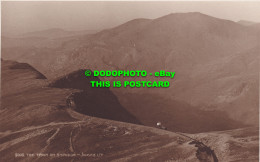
[[161, 12, 208, 18]]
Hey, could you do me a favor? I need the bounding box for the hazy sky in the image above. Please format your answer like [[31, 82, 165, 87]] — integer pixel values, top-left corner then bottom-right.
[[2, 1, 260, 36]]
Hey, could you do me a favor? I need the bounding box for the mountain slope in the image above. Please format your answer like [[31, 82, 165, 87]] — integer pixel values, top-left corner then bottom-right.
[[237, 20, 257, 26], [0, 60, 210, 162], [250, 23, 260, 31], [1, 12, 259, 127], [49, 69, 141, 124], [1, 58, 258, 162], [52, 12, 258, 126], [117, 93, 244, 133]]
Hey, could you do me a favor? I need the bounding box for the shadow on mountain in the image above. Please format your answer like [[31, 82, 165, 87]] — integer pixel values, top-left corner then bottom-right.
[[49, 69, 141, 124], [9, 62, 47, 79], [117, 93, 246, 133]]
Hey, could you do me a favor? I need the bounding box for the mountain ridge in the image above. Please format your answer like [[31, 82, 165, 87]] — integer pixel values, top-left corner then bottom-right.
[[2, 12, 259, 127]]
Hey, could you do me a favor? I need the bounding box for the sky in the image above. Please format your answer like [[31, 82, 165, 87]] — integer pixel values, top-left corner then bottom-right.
[[2, 1, 260, 36]]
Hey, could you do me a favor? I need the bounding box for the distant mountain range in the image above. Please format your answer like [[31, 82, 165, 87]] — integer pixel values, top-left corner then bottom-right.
[[21, 28, 98, 39], [2, 28, 98, 48]]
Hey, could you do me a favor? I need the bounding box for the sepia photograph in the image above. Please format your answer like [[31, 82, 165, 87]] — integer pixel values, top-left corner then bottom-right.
[[1, 1, 259, 162]]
